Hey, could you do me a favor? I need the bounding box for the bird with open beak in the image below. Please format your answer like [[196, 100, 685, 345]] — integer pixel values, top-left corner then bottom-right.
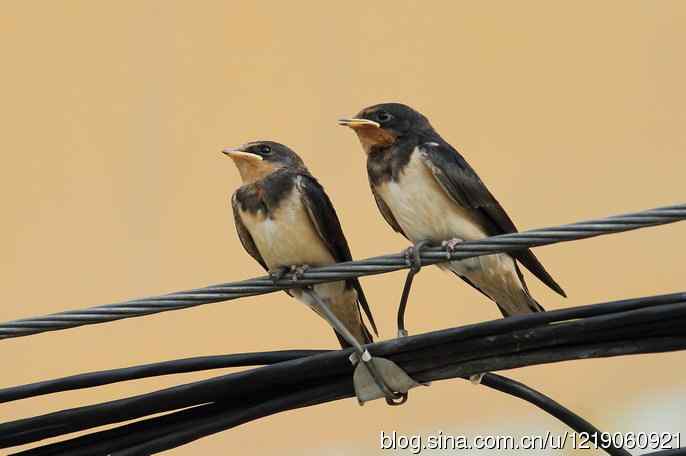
[[339, 103, 566, 334], [222, 141, 377, 348]]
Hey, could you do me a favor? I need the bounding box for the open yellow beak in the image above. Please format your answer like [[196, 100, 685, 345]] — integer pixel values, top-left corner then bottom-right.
[[221, 147, 263, 161], [337, 118, 381, 129]]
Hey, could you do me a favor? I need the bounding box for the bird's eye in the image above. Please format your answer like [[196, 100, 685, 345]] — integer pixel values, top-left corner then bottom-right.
[[376, 111, 393, 123], [259, 145, 272, 155]]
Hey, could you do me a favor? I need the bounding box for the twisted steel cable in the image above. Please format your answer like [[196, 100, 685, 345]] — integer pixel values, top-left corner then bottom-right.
[[1, 203, 684, 340]]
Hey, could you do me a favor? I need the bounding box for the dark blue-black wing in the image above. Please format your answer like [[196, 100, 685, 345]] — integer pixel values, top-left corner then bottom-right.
[[297, 174, 379, 336], [231, 193, 267, 271], [420, 141, 566, 298]]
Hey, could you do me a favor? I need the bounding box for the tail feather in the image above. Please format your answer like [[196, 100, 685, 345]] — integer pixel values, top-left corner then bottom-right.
[[335, 324, 372, 349], [450, 260, 545, 318], [494, 262, 544, 316], [495, 288, 544, 317], [331, 288, 374, 349], [515, 249, 567, 298]]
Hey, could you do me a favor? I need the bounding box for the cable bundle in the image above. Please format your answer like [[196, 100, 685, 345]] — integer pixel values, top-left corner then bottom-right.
[[1, 203, 685, 455], [1, 291, 684, 455]]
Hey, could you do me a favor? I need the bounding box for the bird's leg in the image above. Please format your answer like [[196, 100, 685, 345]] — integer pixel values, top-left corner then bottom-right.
[[301, 288, 419, 406], [268, 266, 290, 285], [290, 264, 310, 281], [441, 237, 465, 259], [397, 240, 433, 337]]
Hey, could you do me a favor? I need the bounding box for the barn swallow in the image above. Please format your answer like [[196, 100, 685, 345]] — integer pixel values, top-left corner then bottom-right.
[[339, 103, 566, 331], [222, 141, 419, 404], [222, 141, 377, 348]]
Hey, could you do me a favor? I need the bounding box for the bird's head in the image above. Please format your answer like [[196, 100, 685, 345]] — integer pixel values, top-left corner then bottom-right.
[[338, 103, 431, 153], [222, 141, 304, 184]]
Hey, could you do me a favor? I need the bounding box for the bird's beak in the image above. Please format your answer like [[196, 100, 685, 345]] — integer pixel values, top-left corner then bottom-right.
[[221, 147, 263, 161], [337, 118, 381, 129]]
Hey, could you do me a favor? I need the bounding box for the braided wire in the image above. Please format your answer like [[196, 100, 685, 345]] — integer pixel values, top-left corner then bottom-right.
[[1, 203, 684, 340]]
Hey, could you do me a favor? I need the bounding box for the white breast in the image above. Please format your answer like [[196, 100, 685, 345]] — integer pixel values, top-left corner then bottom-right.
[[238, 184, 364, 340], [239, 186, 335, 270], [376, 148, 487, 243]]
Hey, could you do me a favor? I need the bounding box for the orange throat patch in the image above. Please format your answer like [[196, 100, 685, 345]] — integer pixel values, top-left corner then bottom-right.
[[353, 126, 397, 153], [232, 158, 281, 185]]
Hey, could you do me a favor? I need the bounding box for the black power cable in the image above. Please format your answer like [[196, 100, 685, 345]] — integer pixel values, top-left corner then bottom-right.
[[3, 292, 685, 454], [480, 374, 632, 456], [0, 350, 326, 404]]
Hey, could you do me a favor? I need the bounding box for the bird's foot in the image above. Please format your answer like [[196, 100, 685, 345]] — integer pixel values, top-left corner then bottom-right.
[[268, 266, 290, 285], [397, 329, 409, 338], [441, 237, 465, 260], [290, 264, 311, 281], [402, 240, 433, 274]]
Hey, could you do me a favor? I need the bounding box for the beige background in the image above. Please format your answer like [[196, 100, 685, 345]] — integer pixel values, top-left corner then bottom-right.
[[1, 1, 685, 454]]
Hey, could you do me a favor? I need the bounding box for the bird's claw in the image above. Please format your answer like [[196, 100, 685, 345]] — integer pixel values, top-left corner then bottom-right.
[[441, 237, 464, 260], [268, 267, 290, 285], [290, 264, 310, 281], [403, 240, 432, 274]]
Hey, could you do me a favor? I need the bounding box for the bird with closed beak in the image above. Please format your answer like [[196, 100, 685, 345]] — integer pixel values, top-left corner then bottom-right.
[[222, 141, 377, 348], [339, 103, 566, 334]]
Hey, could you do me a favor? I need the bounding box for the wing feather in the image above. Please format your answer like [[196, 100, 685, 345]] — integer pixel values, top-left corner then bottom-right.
[[231, 193, 267, 271], [369, 183, 407, 239], [420, 142, 566, 297], [297, 174, 378, 336]]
